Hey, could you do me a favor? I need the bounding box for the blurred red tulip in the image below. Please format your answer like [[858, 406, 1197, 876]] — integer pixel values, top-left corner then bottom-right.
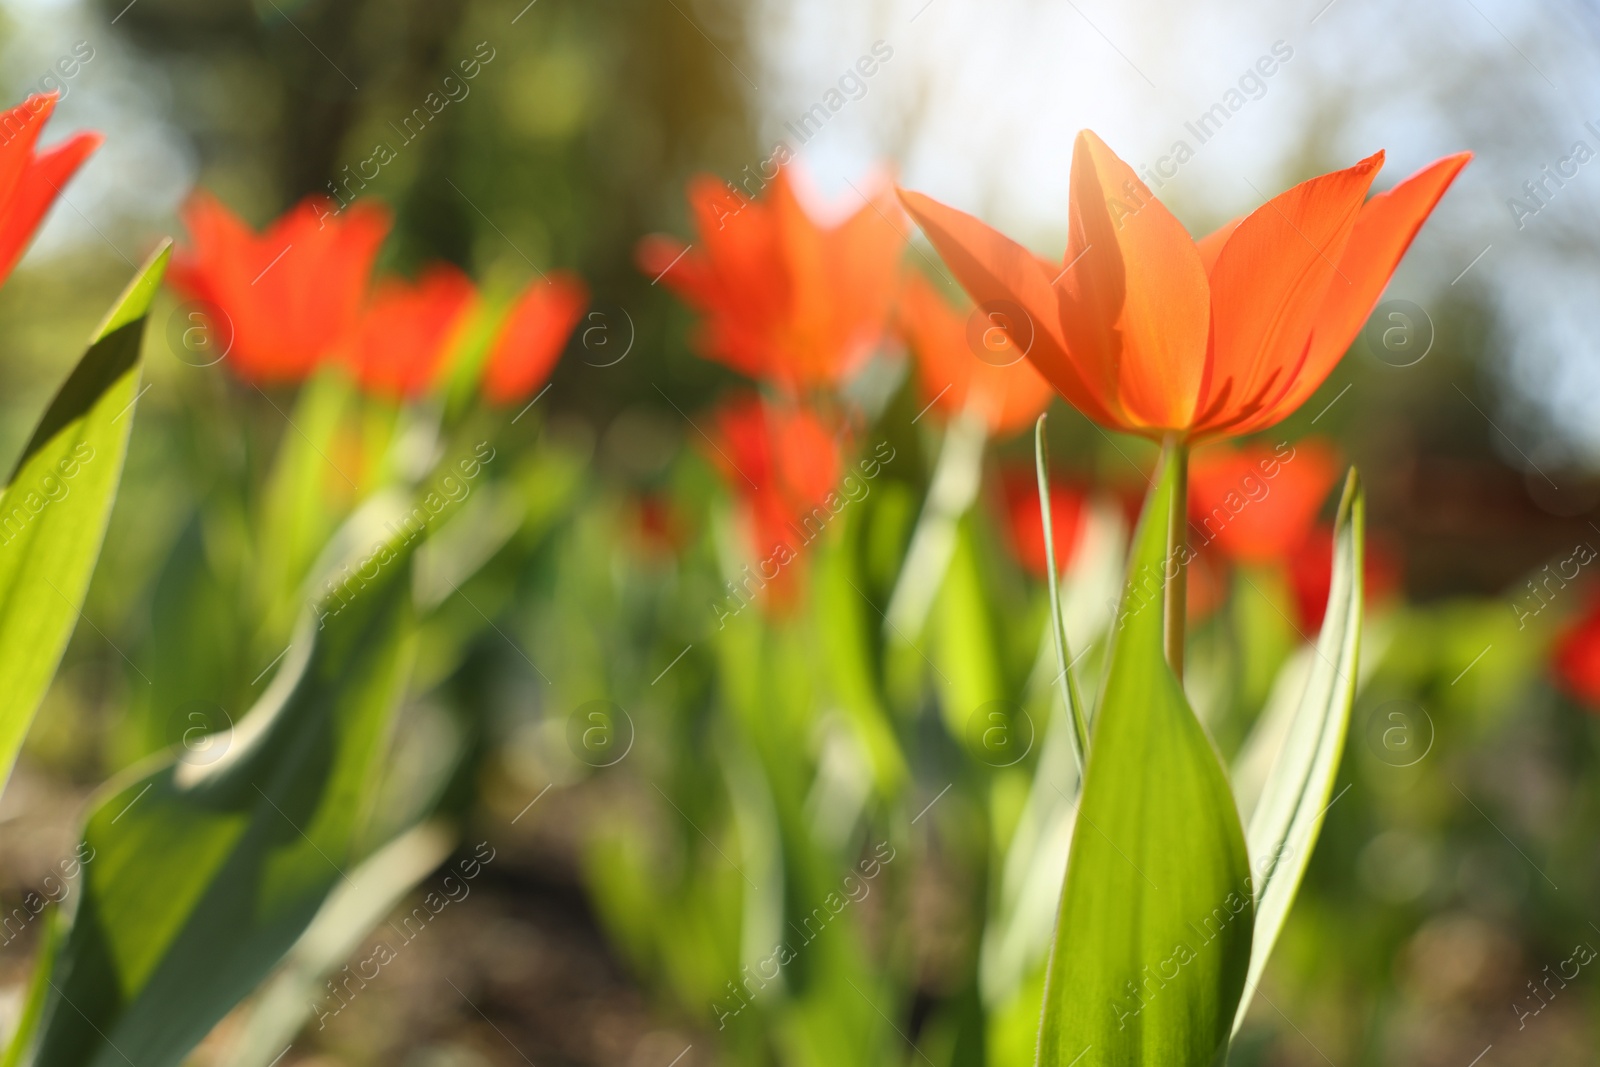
[[1288, 525, 1402, 633], [170, 192, 390, 384], [1554, 591, 1600, 708], [1189, 439, 1342, 564], [346, 264, 477, 400], [0, 93, 100, 290], [1186, 550, 1229, 624], [480, 273, 587, 406], [899, 132, 1469, 440], [638, 168, 905, 393], [899, 273, 1054, 437], [704, 393, 843, 610], [631, 491, 687, 560], [999, 467, 1088, 579]]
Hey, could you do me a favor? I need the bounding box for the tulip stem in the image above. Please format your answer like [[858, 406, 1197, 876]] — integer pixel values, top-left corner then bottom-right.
[[1162, 435, 1189, 682]]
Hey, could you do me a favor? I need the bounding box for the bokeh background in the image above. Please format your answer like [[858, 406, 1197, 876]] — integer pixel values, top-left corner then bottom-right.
[[2, 0, 1600, 1064]]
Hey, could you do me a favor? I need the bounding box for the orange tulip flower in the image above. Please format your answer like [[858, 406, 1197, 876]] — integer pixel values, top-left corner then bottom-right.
[[638, 168, 905, 393], [899, 132, 1470, 440], [1555, 627, 1600, 710], [1188, 439, 1341, 563], [1553, 589, 1600, 710], [0, 93, 101, 289], [899, 273, 1054, 437], [346, 264, 477, 400], [480, 273, 588, 406], [704, 392, 844, 611], [169, 192, 390, 383]]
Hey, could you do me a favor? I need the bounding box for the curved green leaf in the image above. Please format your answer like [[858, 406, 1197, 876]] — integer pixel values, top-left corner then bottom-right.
[[222, 821, 456, 1065], [1233, 470, 1364, 1033], [1035, 414, 1088, 774], [0, 242, 170, 790], [27, 517, 420, 1067], [1036, 450, 1252, 1067]]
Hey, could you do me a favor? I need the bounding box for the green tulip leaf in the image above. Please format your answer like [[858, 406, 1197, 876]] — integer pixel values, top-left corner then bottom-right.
[[1036, 448, 1252, 1067], [27, 515, 419, 1067], [0, 241, 170, 791], [1233, 470, 1364, 1034]]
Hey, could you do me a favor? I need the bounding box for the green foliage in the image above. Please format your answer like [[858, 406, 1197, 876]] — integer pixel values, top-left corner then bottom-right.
[[1234, 471, 1364, 1033], [1036, 448, 1253, 1067], [27, 515, 420, 1067], [0, 243, 169, 791]]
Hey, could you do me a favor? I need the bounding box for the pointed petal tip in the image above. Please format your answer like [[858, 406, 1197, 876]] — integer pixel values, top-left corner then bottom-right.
[[1353, 149, 1386, 176]]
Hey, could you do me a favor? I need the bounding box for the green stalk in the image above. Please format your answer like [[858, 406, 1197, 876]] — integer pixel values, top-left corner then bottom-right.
[[1035, 415, 1089, 774], [1161, 433, 1190, 682]]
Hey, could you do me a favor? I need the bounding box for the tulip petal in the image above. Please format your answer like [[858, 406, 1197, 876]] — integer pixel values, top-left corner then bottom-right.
[[482, 272, 588, 405], [642, 169, 901, 391], [349, 264, 477, 399], [1196, 217, 1243, 275], [899, 273, 1053, 436], [0, 95, 57, 216], [1240, 152, 1472, 432], [636, 176, 788, 381], [1190, 439, 1341, 562], [898, 187, 1119, 427], [1196, 152, 1383, 435], [0, 129, 99, 287], [171, 193, 389, 383], [773, 173, 839, 385], [1063, 131, 1211, 430], [821, 180, 907, 385]]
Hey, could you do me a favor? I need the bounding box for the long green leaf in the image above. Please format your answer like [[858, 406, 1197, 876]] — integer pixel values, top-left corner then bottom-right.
[[222, 821, 455, 1065], [1036, 450, 1252, 1067], [0, 242, 170, 789], [1035, 414, 1088, 774], [27, 515, 420, 1067], [1232, 470, 1364, 1033]]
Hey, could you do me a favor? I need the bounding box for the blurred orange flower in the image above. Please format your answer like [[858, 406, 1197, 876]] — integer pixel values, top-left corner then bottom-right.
[[638, 168, 905, 393], [999, 467, 1087, 578], [707, 393, 843, 563], [480, 274, 588, 406], [1189, 439, 1342, 563], [899, 132, 1469, 440], [701, 393, 852, 619], [1554, 591, 1600, 708], [0, 93, 100, 290], [170, 192, 390, 383], [631, 491, 687, 560], [346, 264, 477, 400], [899, 273, 1054, 437]]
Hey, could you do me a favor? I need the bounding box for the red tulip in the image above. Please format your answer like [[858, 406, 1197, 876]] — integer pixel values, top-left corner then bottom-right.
[[480, 274, 587, 406], [999, 467, 1087, 579], [1189, 439, 1342, 564], [631, 491, 687, 560], [704, 393, 844, 610], [1554, 590, 1600, 708], [899, 132, 1469, 440], [169, 192, 390, 383], [0, 93, 100, 289], [346, 264, 477, 400], [1185, 550, 1230, 624], [899, 273, 1054, 437], [638, 168, 905, 393]]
